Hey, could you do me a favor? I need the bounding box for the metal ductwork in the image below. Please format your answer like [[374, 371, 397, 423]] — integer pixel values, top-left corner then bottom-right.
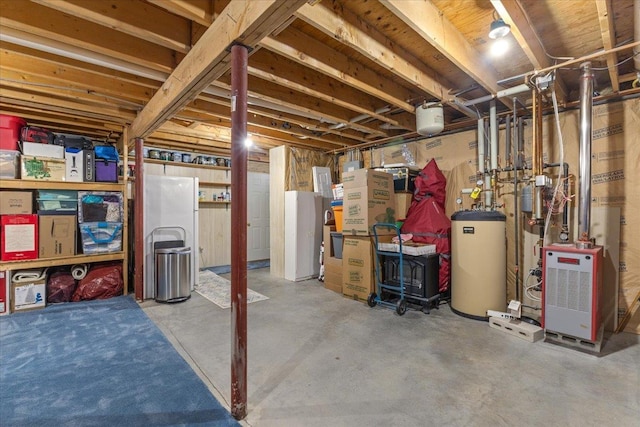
[[577, 62, 594, 246]]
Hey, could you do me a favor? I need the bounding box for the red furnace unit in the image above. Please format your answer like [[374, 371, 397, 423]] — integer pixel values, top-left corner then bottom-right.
[[542, 245, 603, 345]]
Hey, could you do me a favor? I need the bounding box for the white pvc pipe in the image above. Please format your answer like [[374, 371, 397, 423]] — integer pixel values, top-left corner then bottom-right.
[[478, 119, 485, 173], [490, 101, 498, 171]]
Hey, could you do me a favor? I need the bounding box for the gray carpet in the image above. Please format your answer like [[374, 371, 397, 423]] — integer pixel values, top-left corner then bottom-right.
[[0, 295, 239, 427]]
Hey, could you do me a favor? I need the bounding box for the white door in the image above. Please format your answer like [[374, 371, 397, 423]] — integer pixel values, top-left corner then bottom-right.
[[248, 172, 270, 261]]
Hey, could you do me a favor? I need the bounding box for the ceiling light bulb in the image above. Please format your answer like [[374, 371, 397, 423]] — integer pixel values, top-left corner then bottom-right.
[[490, 38, 510, 56], [488, 18, 511, 39], [244, 136, 253, 148]]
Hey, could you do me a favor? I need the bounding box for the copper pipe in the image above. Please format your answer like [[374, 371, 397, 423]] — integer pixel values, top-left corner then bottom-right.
[[133, 137, 144, 300], [230, 44, 248, 421], [532, 90, 543, 176]]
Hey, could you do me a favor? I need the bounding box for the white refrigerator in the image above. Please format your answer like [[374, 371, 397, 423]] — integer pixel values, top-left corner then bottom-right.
[[143, 175, 199, 299], [284, 191, 323, 281]]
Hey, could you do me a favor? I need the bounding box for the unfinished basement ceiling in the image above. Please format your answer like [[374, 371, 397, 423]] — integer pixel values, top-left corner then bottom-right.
[[0, 0, 637, 157]]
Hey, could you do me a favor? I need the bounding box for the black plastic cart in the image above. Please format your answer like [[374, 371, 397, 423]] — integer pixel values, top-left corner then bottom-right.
[[368, 223, 441, 315]]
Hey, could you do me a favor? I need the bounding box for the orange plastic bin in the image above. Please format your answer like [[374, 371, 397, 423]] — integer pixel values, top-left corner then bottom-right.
[[331, 200, 343, 232]]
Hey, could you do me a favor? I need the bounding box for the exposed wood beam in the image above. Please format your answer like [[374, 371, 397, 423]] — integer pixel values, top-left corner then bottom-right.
[[595, 0, 620, 92], [0, 69, 147, 108], [381, 0, 512, 110], [247, 51, 412, 130], [208, 80, 386, 138], [260, 35, 415, 114], [0, 86, 134, 123], [179, 106, 361, 148], [295, 2, 476, 118], [31, 0, 192, 53], [0, 41, 162, 89], [490, 0, 568, 105], [146, 0, 217, 27], [129, 0, 307, 138], [0, 56, 155, 102], [0, 0, 175, 73]]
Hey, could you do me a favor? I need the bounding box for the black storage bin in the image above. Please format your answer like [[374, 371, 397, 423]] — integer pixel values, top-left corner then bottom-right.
[[383, 253, 439, 299], [374, 167, 419, 193]]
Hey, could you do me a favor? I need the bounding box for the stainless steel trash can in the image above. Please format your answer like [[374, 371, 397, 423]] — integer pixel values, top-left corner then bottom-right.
[[155, 246, 191, 303]]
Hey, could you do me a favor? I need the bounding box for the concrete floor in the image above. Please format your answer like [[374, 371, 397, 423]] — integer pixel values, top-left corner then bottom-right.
[[142, 268, 640, 427]]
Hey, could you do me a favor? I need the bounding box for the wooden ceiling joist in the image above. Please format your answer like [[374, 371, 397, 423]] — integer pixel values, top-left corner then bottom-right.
[[381, 0, 512, 110], [595, 0, 620, 93], [129, 0, 308, 138], [31, 0, 192, 54], [260, 35, 416, 114], [295, 2, 476, 118], [490, 0, 569, 104]]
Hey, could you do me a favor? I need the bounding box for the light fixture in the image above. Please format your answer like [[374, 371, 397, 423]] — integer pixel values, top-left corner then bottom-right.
[[488, 18, 511, 39], [244, 135, 253, 148], [490, 38, 510, 56]]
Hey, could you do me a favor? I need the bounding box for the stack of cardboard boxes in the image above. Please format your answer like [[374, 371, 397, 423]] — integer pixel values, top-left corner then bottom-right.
[[323, 168, 398, 302]]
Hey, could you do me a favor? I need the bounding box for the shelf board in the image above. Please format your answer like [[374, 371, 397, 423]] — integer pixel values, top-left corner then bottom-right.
[[144, 159, 230, 171], [199, 181, 230, 187], [0, 252, 125, 272], [0, 180, 124, 191], [199, 200, 231, 205]]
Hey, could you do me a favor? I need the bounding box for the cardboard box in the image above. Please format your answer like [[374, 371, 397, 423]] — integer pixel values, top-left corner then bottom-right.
[[11, 278, 46, 312], [0, 149, 20, 179], [0, 191, 33, 215], [0, 271, 8, 315], [65, 149, 95, 182], [324, 255, 343, 294], [342, 185, 396, 236], [342, 168, 395, 190], [21, 156, 66, 181], [331, 183, 343, 200], [395, 192, 413, 220], [342, 236, 375, 302], [39, 215, 76, 258], [1, 214, 38, 261], [21, 141, 64, 159]]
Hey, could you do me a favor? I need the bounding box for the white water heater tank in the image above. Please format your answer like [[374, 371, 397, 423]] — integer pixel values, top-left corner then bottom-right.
[[416, 102, 444, 136]]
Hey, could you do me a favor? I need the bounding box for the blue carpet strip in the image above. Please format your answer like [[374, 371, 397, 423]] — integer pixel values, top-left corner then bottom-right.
[[0, 295, 239, 427], [205, 259, 270, 275]]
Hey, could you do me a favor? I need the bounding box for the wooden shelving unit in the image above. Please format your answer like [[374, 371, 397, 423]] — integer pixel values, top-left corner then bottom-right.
[[144, 158, 230, 171], [0, 180, 122, 191], [0, 252, 125, 272], [1, 133, 129, 296]]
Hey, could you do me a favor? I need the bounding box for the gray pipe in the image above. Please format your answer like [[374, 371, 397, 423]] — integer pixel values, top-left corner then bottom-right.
[[505, 115, 511, 167], [578, 62, 594, 241], [490, 101, 498, 171], [478, 118, 485, 174]]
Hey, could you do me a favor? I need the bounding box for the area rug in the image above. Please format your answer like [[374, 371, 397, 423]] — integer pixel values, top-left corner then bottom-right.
[[196, 270, 269, 309], [0, 295, 239, 427]]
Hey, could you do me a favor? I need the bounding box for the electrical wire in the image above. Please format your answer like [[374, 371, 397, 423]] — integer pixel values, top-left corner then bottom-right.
[[524, 270, 542, 302]]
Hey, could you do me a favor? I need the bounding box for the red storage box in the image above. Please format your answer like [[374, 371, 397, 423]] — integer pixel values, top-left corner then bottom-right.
[[0, 115, 26, 151], [1, 214, 38, 261]]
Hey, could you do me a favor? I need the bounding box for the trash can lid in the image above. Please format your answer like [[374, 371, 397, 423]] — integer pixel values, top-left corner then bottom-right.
[[155, 246, 191, 254]]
